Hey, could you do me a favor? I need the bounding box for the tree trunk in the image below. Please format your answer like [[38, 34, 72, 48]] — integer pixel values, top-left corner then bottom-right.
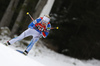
[[0, 0, 19, 27], [39, 0, 55, 17], [9, 0, 28, 37], [32, 0, 48, 19]]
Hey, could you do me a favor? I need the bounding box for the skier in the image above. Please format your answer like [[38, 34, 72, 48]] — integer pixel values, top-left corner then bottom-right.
[[5, 15, 51, 55]]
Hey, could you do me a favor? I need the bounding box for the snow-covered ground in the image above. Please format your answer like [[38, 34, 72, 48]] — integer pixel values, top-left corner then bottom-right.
[[0, 27, 100, 66], [0, 43, 45, 66]]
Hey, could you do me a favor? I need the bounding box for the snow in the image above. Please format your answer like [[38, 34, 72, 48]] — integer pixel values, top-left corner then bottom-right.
[[0, 27, 100, 66], [0, 40, 100, 66], [0, 43, 45, 66]]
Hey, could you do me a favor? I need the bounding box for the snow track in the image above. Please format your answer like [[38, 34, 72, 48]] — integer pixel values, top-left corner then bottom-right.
[[0, 43, 45, 66]]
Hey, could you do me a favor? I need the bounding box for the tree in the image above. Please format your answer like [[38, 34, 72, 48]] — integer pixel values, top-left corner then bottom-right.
[[10, 0, 48, 37], [9, 0, 28, 37], [0, 0, 19, 27], [50, 0, 100, 59], [32, 0, 48, 19]]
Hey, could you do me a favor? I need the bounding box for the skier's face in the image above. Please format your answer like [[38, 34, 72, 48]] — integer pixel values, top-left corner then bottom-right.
[[42, 20, 47, 26]]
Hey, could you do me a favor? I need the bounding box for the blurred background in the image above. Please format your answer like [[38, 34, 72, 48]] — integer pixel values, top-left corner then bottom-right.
[[0, 0, 100, 60]]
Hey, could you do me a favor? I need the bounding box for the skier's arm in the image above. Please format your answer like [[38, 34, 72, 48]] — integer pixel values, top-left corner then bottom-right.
[[28, 21, 35, 29], [41, 23, 51, 38], [28, 17, 43, 29]]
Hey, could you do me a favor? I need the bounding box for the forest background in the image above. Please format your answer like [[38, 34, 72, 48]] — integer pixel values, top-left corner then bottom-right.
[[0, 0, 100, 60]]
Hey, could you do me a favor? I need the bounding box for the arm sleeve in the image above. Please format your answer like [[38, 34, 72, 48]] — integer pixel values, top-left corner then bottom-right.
[[36, 17, 43, 23], [28, 21, 35, 29], [47, 23, 51, 31], [41, 23, 51, 38], [28, 17, 42, 29]]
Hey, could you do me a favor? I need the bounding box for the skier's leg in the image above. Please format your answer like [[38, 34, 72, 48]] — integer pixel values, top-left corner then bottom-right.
[[26, 38, 39, 53], [9, 28, 33, 44], [25, 29, 41, 53]]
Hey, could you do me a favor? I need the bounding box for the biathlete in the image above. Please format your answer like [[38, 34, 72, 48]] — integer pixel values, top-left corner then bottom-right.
[[5, 15, 51, 55]]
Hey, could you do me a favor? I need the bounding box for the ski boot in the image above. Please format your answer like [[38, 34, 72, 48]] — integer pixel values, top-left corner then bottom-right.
[[4, 41, 11, 46], [23, 50, 28, 55]]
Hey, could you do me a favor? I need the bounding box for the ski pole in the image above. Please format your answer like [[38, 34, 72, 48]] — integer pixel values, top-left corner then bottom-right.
[[26, 12, 59, 29], [26, 12, 34, 21], [51, 27, 59, 29]]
